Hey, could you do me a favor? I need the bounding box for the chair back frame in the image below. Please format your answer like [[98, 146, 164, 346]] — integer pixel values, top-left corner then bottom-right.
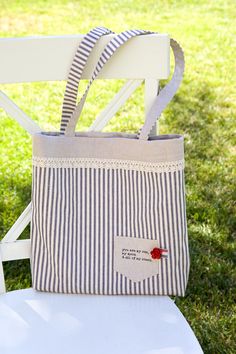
[[0, 33, 170, 293]]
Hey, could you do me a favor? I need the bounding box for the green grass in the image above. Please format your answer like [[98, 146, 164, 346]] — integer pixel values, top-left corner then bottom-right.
[[0, 1, 235, 353]]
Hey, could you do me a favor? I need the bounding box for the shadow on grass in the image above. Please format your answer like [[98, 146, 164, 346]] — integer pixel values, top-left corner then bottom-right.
[[166, 82, 235, 353], [165, 81, 235, 235]]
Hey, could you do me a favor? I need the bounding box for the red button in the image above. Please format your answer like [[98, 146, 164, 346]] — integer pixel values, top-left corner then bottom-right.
[[150, 247, 167, 260]]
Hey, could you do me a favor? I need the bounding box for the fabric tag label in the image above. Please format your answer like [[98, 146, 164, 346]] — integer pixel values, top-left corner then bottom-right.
[[114, 236, 161, 282]]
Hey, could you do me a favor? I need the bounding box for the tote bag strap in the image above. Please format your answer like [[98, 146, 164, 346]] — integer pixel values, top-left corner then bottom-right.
[[60, 29, 184, 139], [60, 27, 114, 133], [138, 38, 184, 140], [60, 29, 153, 136]]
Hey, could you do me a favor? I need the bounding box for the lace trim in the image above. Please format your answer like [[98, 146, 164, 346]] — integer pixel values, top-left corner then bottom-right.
[[32, 157, 184, 173]]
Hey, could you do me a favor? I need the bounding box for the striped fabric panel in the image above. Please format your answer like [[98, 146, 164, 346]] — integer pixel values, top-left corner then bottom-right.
[[31, 159, 189, 296]]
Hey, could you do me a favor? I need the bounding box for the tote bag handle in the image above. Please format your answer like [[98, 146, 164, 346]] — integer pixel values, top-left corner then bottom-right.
[[60, 26, 114, 132], [139, 38, 184, 140], [60, 28, 153, 136], [60, 28, 184, 140]]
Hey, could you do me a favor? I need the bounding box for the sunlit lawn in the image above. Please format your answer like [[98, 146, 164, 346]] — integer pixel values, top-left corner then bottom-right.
[[0, 1, 235, 353]]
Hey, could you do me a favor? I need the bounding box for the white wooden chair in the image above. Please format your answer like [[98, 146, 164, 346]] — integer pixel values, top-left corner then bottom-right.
[[0, 33, 203, 354]]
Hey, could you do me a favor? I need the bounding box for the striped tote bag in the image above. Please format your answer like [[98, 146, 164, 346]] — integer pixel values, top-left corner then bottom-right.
[[31, 27, 189, 296]]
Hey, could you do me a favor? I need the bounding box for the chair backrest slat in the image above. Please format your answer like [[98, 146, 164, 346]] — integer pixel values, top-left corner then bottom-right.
[[0, 34, 169, 83]]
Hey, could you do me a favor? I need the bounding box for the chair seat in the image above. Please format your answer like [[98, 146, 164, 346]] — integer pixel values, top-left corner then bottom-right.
[[0, 288, 202, 354]]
